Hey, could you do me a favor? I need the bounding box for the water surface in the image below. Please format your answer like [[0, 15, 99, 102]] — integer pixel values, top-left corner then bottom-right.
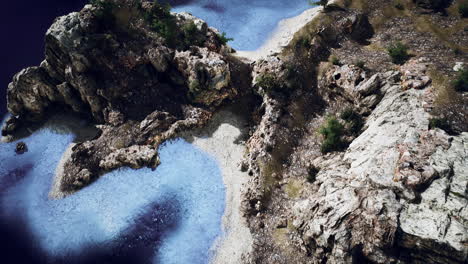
[[0, 121, 225, 264], [171, 0, 311, 50]]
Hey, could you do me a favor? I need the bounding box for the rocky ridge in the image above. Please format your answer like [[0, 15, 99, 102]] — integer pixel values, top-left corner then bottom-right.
[[1, 0, 467, 263], [3, 1, 251, 192]]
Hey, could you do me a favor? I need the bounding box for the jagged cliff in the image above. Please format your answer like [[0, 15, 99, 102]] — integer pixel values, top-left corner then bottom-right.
[[2, 1, 251, 193], [238, 0, 467, 263], [1, 0, 467, 263]]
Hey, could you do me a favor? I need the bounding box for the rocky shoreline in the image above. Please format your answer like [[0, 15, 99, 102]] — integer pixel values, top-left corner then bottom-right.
[[236, 6, 323, 61], [178, 110, 253, 264], [2, 0, 467, 263]]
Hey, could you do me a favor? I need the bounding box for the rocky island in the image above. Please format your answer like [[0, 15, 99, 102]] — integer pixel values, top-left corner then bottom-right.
[[1, 0, 467, 263]]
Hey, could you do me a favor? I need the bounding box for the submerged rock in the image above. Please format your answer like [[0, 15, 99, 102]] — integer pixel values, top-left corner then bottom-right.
[[15, 142, 28, 155]]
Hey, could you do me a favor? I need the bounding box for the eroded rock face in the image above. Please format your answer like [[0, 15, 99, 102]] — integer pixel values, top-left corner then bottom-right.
[[399, 133, 468, 263], [174, 47, 238, 106], [60, 106, 212, 192], [3, 1, 251, 192], [242, 58, 468, 263], [4, 2, 250, 127]]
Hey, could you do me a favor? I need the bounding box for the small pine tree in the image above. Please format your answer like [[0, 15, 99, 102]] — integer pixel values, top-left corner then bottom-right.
[[217, 32, 234, 45], [319, 116, 345, 153], [387, 42, 410, 65]]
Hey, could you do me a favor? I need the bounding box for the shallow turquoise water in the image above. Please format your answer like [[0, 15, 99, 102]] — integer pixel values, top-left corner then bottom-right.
[[172, 0, 311, 50], [0, 122, 225, 263]]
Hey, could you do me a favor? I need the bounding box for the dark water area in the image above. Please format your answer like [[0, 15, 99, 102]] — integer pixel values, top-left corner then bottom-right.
[[0, 125, 225, 264], [0, 199, 180, 264], [0, 0, 88, 117], [0, 0, 312, 118]]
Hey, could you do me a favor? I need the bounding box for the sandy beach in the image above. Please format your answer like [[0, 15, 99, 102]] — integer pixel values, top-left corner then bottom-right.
[[236, 6, 322, 61], [49, 110, 253, 262], [180, 110, 253, 264], [50, 143, 75, 199], [47, 4, 328, 261]]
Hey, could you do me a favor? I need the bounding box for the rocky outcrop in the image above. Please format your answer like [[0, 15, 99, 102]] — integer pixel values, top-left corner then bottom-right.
[[60, 105, 211, 191], [4, 1, 250, 127], [399, 133, 468, 263], [242, 57, 468, 263], [2, 1, 251, 191]]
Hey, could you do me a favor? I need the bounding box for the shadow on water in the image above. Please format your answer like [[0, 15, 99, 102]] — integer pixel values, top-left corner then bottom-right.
[[202, 2, 226, 13], [0, 198, 182, 264], [2, 110, 100, 143], [0, 112, 224, 264]]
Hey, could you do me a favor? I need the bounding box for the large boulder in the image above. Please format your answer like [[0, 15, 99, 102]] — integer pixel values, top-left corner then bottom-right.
[[5, 2, 250, 129], [3, 1, 252, 192]]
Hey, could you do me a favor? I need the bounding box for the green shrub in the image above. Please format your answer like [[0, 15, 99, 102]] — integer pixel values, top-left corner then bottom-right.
[[453, 68, 468, 92], [331, 56, 341, 66], [387, 41, 410, 65], [319, 116, 346, 153], [340, 108, 364, 134], [429, 117, 453, 133], [395, 2, 405, 10], [307, 166, 320, 183], [217, 32, 234, 45], [182, 22, 204, 47], [355, 60, 366, 69], [256, 73, 278, 91], [143, 1, 178, 46], [309, 0, 328, 6], [296, 36, 311, 49], [460, 2, 468, 17]]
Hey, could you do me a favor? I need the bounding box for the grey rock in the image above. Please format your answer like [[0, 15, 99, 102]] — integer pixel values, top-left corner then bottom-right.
[[355, 73, 381, 96]]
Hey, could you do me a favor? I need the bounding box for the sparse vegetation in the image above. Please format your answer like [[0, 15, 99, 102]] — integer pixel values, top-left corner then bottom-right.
[[429, 69, 468, 134], [256, 73, 279, 92], [331, 56, 341, 66], [459, 1, 468, 17], [453, 68, 468, 92], [340, 108, 364, 135], [296, 36, 311, 49], [387, 41, 410, 65], [182, 22, 204, 47], [143, 1, 178, 46], [189, 80, 202, 93], [319, 116, 346, 153], [355, 60, 366, 69], [217, 32, 234, 45], [429, 117, 453, 133]]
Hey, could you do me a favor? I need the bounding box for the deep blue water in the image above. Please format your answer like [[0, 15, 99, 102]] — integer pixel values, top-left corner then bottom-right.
[[0, 1, 89, 116]]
